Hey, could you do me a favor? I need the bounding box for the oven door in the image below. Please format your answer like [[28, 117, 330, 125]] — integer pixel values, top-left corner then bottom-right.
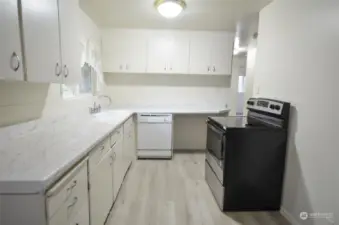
[[206, 121, 225, 160]]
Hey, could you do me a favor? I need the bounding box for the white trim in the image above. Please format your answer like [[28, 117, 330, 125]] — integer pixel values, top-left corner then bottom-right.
[[281, 207, 302, 225]]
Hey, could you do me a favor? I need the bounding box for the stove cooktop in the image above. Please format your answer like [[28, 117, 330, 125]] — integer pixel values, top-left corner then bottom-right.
[[208, 116, 248, 129]]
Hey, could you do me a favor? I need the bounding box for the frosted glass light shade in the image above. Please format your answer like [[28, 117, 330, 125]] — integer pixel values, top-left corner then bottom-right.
[[155, 0, 186, 19]]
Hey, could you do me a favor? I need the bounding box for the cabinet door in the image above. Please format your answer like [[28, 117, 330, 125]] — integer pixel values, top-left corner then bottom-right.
[[69, 201, 90, 225], [147, 34, 170, 74], [22, 0, 62, 83], [210, 33, 234, 75], [112, 139, 124, 201], [59, 0, 81, 84], [168, 34, 189, 74], [0, 0, 24, 80], [102, 31, 127, 73], [89, 150, 114, 225], [102, 30, 147, 73], [189, 34, 211, 75]]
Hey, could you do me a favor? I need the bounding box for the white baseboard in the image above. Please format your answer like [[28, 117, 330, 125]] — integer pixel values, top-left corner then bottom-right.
[[281, 207, 302, 225]]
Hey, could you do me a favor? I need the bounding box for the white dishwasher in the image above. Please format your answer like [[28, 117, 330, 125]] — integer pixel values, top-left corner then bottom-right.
[[137, 114, 173, 159]]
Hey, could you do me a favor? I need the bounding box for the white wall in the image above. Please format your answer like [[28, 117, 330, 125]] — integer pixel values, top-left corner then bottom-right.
[[103, 56, 242, 150], [104, 74, 232, 108], [0, 9, 101, 127], [255, 0, 338, 224]]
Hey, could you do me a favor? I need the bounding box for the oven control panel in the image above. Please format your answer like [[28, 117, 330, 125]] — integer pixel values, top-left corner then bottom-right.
[[247, 98, 285, 115]]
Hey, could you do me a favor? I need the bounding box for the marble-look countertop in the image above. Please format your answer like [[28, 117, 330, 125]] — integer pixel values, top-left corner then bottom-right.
[[0, 110, 134, 194], [110, 105, 230, 115], [0, 106, 229, 194]]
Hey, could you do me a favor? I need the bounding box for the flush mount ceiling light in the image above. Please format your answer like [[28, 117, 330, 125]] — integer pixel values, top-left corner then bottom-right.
[[154, 0, 187, 19]]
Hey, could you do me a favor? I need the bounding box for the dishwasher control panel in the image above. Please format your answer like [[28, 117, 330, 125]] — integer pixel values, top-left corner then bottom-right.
[[137, 114, 173, 123]]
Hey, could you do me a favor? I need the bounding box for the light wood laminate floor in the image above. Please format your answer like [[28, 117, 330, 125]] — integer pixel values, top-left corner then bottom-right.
[[107, 153, 291, 225]]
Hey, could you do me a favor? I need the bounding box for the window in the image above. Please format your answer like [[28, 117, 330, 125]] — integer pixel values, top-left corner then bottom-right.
[[238, 76, 245, 93]]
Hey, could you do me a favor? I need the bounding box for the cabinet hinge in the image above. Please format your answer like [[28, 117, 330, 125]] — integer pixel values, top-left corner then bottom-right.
[[88, 183, 91, 190]]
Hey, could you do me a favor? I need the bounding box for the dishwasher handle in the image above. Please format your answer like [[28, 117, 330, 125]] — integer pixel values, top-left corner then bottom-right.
[[137, 114, 173, 123]]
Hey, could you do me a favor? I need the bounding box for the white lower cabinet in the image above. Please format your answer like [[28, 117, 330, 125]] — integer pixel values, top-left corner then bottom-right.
[[89, 149, 114, 225], [47, 159, 89, 225], [111, 127, 124, 201], [0, 116, 136, 225], [69, 202, 90, 225]]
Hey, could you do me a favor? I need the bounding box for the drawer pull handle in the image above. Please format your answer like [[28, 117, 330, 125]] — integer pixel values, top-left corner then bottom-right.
[[110, 141, 117, 149], [100, 145, 105, 152], [67, 180, 77, 191], [68, 197, 78, 209]]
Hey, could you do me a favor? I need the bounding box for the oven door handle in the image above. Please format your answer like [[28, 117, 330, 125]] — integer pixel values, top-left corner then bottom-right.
[[207, 122, 225, 136]]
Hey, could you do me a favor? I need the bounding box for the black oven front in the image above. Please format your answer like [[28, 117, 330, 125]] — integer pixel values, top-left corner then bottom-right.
[[206, 121, 226, 160]]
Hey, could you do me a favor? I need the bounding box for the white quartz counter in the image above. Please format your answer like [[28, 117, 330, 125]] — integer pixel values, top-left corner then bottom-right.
[[110, 105, 230, 115], [0, 106, 228, 194], [0, 110, 134, 194]]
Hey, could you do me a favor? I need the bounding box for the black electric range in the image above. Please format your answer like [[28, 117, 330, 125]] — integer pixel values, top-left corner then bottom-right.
[[205, 98, 291, 211]]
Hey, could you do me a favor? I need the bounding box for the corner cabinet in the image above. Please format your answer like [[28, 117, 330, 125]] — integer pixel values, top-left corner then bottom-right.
[[102, 29, 234, 76], [0, 0, 24, 81], [1, 0, 82, 84]]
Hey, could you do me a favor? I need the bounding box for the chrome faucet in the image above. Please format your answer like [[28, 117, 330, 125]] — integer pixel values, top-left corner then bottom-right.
[[89, 101, 101, 114]]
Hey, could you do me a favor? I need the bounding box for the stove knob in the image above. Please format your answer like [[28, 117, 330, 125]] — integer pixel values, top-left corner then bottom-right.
[[275, 105, 281, 110], [269, 105, 275, 110]]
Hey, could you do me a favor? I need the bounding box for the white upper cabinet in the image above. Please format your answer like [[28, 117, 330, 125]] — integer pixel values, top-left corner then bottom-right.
[[21, 0, 62, 83], [102, 29, 147, 73], [189, 32, 234, 75], [58, 0, 81, 84], [147, 31, 189, 74], [0, 0, 24, 81], [189, 34, 212, 75], [101, 29, 233, 76], [210, 33, 234, 75]]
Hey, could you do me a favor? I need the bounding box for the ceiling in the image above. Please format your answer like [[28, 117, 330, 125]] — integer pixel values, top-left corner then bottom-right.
[[79, 0, 272, 31]]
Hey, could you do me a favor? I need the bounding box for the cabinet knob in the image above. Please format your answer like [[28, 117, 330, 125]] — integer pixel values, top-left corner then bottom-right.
[[119, 64, 123, 70], [55, 63, 61, 76], [207, 66, 210, 72], [213, 66, 216, 72], [10, 52, 20, 72], [63, 65, 69, 78]]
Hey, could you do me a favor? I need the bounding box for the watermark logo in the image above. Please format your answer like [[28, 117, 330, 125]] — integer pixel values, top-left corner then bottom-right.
[[300, 212, 308, 220], [299, 211, 334, 221]]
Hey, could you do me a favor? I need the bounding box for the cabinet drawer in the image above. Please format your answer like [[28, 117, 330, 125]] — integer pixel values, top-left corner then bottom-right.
[[46, 159, 88, 220], [48, 184, 89, 225], [110, 126, 123, 148], [69, 201, 90, 225], [89, 139, 110, 171]]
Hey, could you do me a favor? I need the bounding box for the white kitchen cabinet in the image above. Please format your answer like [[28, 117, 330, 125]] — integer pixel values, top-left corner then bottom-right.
[[210, 33, 234, 75], [0, 0, 24, 81], [147, 31, 189, 74], [123, 117, 136, 163], [21, 0, 62, 83], [89, 149, 114, 225], [69, 201, 90, 225], [58, 0, 81, 84], [189, 32, 234, 75], [111, 128, 125, 201], [102, 29, 147, 73], [189, 34, 212, 75]]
